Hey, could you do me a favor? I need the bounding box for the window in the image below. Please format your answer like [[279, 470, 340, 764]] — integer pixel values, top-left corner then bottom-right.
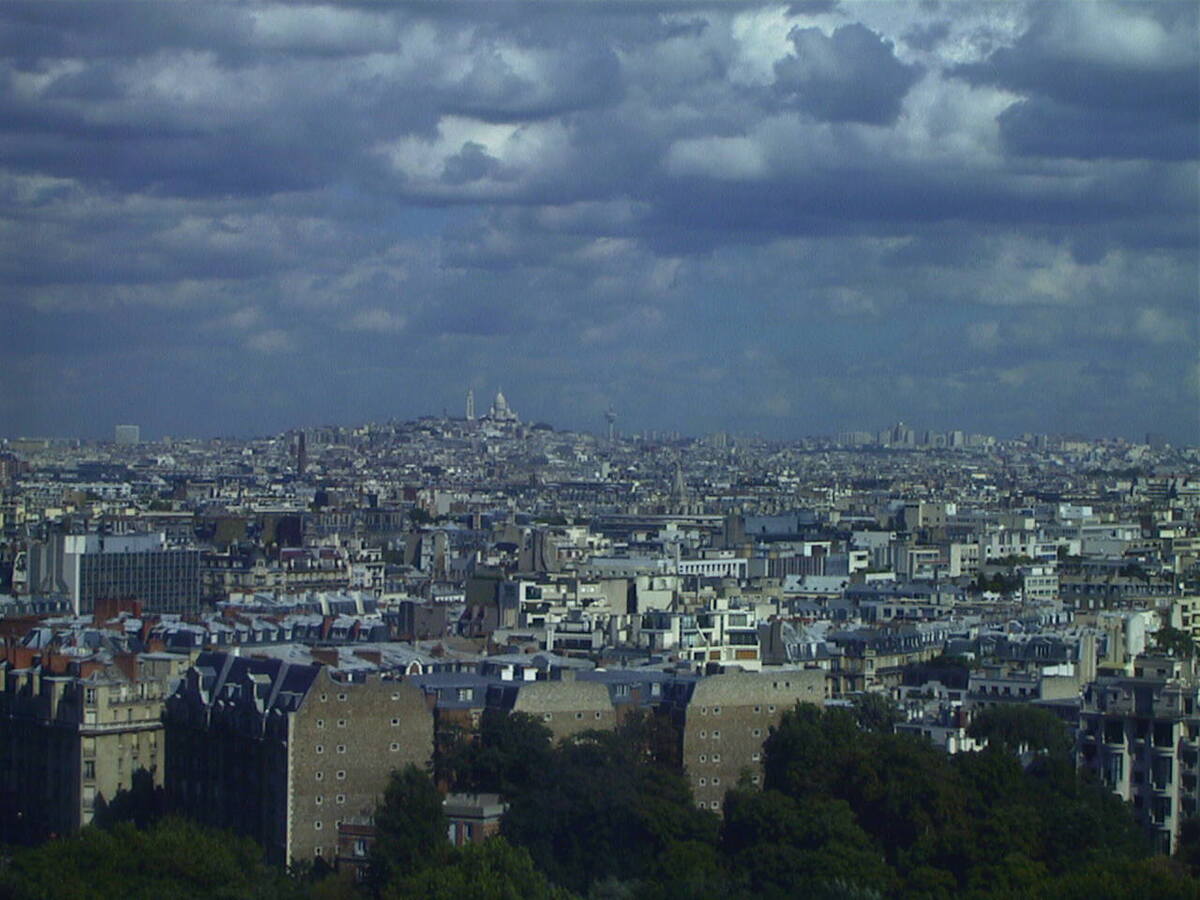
[[320, 693, 327, 702], [337, 719, 347, 728], [316, 772, 324, 781], [391, 718, 400, 727], [595, 711, 602, 719], [712, 754, 720, 763], [712, 707, 721, 715], [698, 777, 706, 786], [699, 754, 707, 763], [752, 752, 760, 762], [314, 821, 323, 831], [543, 713, 552, 722], [391, 692, 401, 701], [83, 761, 95, 780], [337, 745, 346, 754], [712, 730, 720, 739], [315, 795, 323, 805], [316, 745, 324, 754], [752, 728, 762, 738], [575, 712, 583, 720], [316, 720, 325, 729], [337, 693, 347, 702], [712, 777, 720, 785], [390, 742, 400, 752], [336, 794, 346, 804], [699, 730, 706, 739], [753, 705, 761, 713], [336, 770, 346, 780]]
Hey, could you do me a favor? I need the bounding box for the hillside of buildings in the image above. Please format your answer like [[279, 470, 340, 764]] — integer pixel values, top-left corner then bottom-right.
[[1, 411, 1199, 892]]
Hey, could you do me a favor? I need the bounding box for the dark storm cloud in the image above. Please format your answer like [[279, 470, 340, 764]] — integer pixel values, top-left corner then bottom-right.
[[1, 2, 1196, 442], [773, 24, 921, 124], [953, 2, 1199, 160]]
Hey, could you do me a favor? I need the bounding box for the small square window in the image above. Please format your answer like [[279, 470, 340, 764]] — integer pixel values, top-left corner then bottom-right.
[[314, 821, 322, 831], [576, 712, 583, 720], [337, 745, 346, 753], [700, 754, 707, 762], [337, 693, 347, 702], [699, 777, 707, 786], [337, 719, 347, 728], [320, 694, 327, 702], [336, 770, 346, 780], [391, 693, 400, 701], [390, 742, 400, 752], [316, 720, 325, 729], [316, 745, 324, 754], [336, 794, 345, 804], [391, 718, 400, 726], [713, 707, 721, 715], [315, 795, 323, 805], [713, 754, 721, 763], [712, 777, 720, 785], [753, 728, 761, 737], [595, 711, 602, 719]]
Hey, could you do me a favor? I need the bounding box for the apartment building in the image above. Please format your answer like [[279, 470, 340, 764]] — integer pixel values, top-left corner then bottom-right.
[[1078, 654, 1200, 853], [0, 648, 187, 843], [164, 651, 434, 865]]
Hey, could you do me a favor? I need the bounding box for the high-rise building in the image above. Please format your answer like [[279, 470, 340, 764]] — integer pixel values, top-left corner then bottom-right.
[[296, 431, 307, 478], [114, 424, 140, 445], [466, 388, 475, 421], [22, 532, 200, 616]]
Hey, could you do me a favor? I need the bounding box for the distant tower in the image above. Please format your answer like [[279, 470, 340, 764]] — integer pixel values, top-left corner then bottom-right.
[[114, 424, 140, 445], [296, 431, 307, 478], [672, 460, 691, 511], [466, 388, 475, 421], [604, 406, 617, 442]]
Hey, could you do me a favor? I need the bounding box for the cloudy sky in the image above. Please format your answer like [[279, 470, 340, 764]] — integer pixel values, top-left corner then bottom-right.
[[2, 1, 1197, 443]]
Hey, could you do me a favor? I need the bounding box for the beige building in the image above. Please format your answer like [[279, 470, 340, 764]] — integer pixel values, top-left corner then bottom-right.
[[0, 647, 187, 843], [669, 669, 827, 812]]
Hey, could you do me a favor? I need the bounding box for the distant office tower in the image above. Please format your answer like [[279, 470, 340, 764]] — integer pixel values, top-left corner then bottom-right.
[[604, 406, 617, 442], [22, 532, 200, 616], [114, 424, 140, 445], [296, 431, 307, 477], [466, 388, 475, 421]]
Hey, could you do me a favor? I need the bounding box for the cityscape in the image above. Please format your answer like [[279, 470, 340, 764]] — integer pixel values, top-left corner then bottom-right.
[[2, 0, 1198, 897], [1, 395, 1200, 894]]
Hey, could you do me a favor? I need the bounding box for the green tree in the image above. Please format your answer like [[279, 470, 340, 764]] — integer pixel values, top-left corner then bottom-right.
[[850, 692, 902, 734], [1152, 626, 1197, 659], [445, 710, 554, 797], [967, 704, 1072, 757], [383, 838, 573, 900], [0, 817, 295, 900], [368, 765, 450, 892]]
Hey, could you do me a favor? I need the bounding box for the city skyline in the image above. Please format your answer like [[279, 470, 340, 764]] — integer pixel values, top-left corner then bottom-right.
[[2, 2, 1197, 443]]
